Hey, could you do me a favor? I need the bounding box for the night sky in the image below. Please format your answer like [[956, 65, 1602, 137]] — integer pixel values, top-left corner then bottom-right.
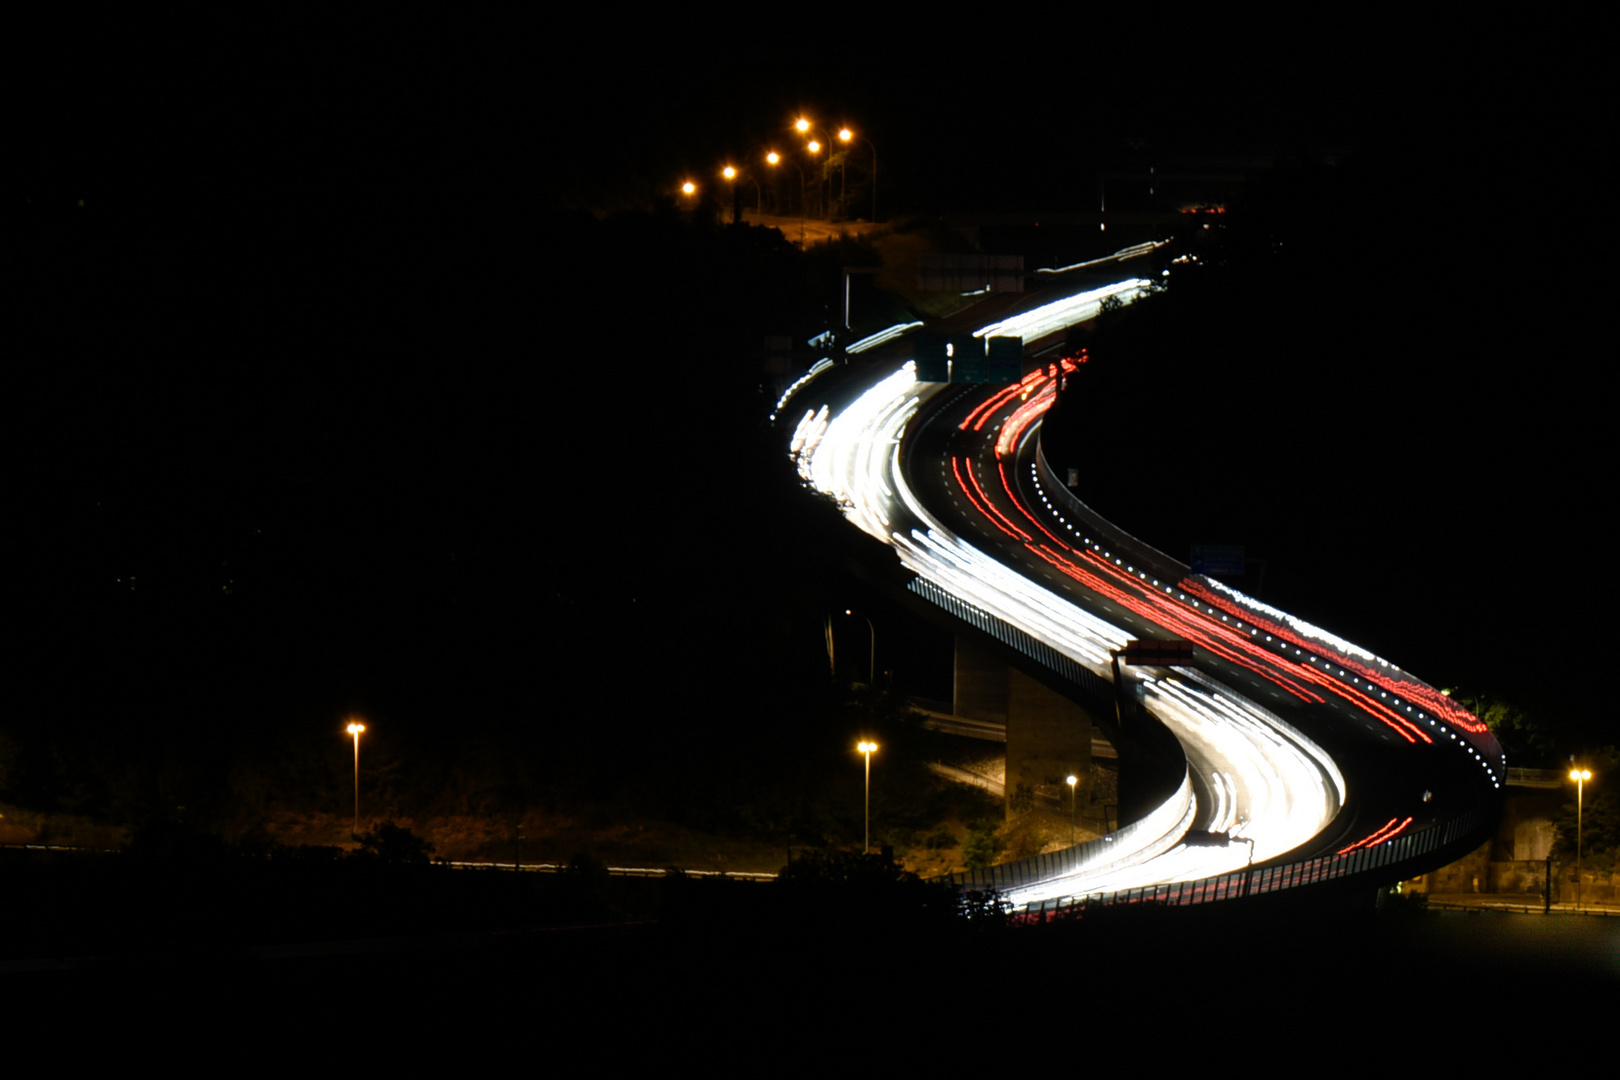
[[14, 18, 1614, 804]]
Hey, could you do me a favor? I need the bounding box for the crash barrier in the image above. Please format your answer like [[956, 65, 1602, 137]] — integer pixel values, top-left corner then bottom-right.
[[909, 576, 1111, 703], [1020, 799, 1495, 916], [952, 768, 1194, 892]]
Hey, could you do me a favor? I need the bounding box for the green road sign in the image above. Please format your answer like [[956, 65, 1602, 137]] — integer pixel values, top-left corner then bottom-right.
[[914, 334, 949, 382], [987, 336, 1023, 382]]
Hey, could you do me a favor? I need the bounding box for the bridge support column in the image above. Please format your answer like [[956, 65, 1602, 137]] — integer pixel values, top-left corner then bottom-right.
[[954, 638, 1093, 823]]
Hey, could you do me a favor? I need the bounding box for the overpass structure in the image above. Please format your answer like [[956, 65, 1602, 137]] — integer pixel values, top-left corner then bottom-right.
[[777, 258, 1504, 913]]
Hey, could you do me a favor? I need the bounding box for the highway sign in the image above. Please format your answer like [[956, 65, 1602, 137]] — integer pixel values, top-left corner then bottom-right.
[[951, 334, 986, 382], [1116, 639, 1195, 665], [987, 336, 1023, 382], [1191, 544, 1245, 577], [914, 334, 949, 382]]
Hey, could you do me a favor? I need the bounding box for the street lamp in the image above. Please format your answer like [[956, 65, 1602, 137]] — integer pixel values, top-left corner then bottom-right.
[[833, 128, 852, 218], [722, 164, 760, 217], [1066, 774, 1078, 846], [345, 721, 365, 837], [805, 139, 824, 220], [765, 149, 808, 244], [795, 117, 827, 154], [719, 165, 738, 223], [796, 117, 831, 219], [837, 126, 877, 220], [1570, 766, 1592, 910], [857, 740, 879, 853]]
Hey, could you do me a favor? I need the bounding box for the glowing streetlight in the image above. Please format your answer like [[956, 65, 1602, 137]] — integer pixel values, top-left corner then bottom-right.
[[857, 740, 879, 853], [345, 721, 365, 837], [766, 149, 807, 243], [721, 164, 759, 216], [1066, 774, 1078, 846], [795, 118, 830, 151], [1570, 766, 1592, 910], [834, 128, 853, 218], [794, 117, 831, 219]]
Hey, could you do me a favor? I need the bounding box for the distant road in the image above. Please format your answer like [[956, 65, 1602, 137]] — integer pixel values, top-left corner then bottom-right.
[[740, 210, 886, 247]]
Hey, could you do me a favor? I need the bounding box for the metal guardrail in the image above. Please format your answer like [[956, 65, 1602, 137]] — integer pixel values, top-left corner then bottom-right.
[[1033, 439, 1189, 590], [903, 431, 1500, 910], [953, 769, 1196, 892], [909, 577, 1112, 702], [1426, 899, 1620, 917], [1019, 801, 1496, 916], [1, 843, 118, 854], [443, 861, 777, 880], [1505, 768, 1565, 788]]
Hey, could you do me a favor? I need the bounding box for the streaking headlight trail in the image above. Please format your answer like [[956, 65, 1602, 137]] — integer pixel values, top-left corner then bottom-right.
[[973, 279, 1154, 341], [781, 269, 1497, 910], [789, 357, 1335, 901]]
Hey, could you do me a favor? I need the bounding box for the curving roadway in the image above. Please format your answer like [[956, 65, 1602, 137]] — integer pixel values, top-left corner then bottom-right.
[[781, 266, 1504, 911]]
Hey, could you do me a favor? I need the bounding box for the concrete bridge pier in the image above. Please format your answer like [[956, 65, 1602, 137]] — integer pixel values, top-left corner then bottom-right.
[[953, 638, 1094, 822]]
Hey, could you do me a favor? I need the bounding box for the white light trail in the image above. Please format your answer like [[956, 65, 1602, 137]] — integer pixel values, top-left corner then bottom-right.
[[973, 279, 1154, 341], [788, 315, 1343, 908], [1034, 239, 1170, 275], [848, 321, 925, 354], [771, 358, 836, 422], [790, 360, 1198, 894], [1200, 576, 1397, 671]]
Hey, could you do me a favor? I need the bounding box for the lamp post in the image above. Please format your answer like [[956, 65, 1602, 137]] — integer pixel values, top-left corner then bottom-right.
[[796, 118, 831, 218], [845, 609, 875, 687], [857, 740, 878, 853], [1066, 774, 1078, 846], [720, 166, 737, 223], [1570, 766, 1592, 910], [805, 138, 825, 219], [723, 164, 760, 216], [766, 150, 808, 245], [838, 126, 877, 220], [345, 721, 365, 837]]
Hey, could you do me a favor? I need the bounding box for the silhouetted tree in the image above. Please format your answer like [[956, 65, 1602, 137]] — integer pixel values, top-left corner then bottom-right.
[[355, 821, 434, 865], [776, 849, 961, 932], [1452, 692, 1573, 768]]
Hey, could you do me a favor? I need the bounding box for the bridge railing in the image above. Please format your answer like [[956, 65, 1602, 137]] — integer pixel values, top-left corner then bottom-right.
[[1020, 799, 1495, 916], [1032, 436, 1190, 589], [899, 381, 1500, 911], [953, 768, 1194, 891], [908, 576, 1112, 702]]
